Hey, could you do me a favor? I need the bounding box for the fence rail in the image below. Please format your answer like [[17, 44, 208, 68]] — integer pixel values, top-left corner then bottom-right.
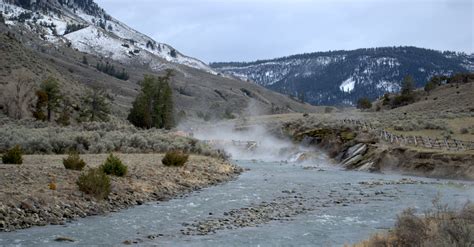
[[341, 119, 474, 151]]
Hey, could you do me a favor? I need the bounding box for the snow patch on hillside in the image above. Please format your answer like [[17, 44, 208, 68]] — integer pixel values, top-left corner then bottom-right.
[[375, 57, 400, 68], [65, 26, 128, 61], [376, 80, 400, 93], [340, 77, 356, 93]]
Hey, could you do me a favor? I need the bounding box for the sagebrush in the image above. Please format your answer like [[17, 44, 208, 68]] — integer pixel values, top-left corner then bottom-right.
[[0, 116, 224, 159], [63, 152, 86, 170], [2, 145, 23, 164], [162, 150, 189, 167]]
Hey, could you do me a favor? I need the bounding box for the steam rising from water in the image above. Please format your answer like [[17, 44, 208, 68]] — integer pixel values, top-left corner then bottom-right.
[[193, 121, 316, 162]]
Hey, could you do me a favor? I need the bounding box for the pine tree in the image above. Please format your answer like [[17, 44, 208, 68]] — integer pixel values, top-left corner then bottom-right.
[[33, 90, 48, 121], [161, 77, 174, 129], [39, 77, 61, 122], [401, 75, 415, 96], [128, 70, 175, 129], [170, 49, 177, 58], [79, 88, 111, 122], [82, 55, 88, 65]]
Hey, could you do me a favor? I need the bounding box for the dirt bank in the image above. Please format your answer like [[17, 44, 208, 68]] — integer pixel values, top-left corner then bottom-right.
[[0, 154, 242, 232], [284, 122, 474, 180]]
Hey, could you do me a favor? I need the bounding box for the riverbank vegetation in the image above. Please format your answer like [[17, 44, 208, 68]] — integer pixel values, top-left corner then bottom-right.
[[354, 200, 474, 247], [162, 150, 189, 167]]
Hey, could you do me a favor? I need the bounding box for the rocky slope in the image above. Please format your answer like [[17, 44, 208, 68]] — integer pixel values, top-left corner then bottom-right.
[[0, 0, 316, 120], [211, 47, 474, 105]]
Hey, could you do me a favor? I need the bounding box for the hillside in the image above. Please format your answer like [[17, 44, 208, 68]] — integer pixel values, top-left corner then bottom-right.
[[389, 77, 474, 114], [211, 47, 474, 106], [0, 0, 213, 73], [0, 0, 316, 121]]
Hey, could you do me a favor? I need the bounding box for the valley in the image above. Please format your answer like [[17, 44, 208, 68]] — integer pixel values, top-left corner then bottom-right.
[[0, 0, 473, 246]]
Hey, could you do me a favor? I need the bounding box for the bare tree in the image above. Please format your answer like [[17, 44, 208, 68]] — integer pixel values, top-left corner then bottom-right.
[[1, 69, 36, 119]]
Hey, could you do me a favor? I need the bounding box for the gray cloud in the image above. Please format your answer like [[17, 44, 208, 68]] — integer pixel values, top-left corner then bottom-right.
[[95, 0, 473, 63]]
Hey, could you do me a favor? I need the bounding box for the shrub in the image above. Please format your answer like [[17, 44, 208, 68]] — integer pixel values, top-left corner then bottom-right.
[[460, 128, 469, 134], [100, 154, 127, 176], [382, 93, 391, 105], [162, 150, 189, 167], [393, 208, 427, 246], [63, 152, 86, 171], [355, 201, 474, 247], [324, 107, 334, 113], [76, 168, 111, 199], [392, 94, 415, 108], [357, 97, 372, 110], [2, 145, 23, 164]]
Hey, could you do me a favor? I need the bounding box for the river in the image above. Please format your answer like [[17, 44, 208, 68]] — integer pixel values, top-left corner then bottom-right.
[[1, 149, 473, 246]]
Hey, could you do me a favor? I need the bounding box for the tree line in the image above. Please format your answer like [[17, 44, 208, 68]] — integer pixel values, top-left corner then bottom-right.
[[96, 62, 129, 81], [32, 77, 111, 125], [2, 69, 176, 130]]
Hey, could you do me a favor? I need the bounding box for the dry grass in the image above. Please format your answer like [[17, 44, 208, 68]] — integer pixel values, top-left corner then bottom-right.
[[387, 117, 474, 142]]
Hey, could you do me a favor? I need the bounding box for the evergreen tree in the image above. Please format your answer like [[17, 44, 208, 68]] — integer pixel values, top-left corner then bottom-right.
[[401, 75, 415, 96], [39, 77, 61, 122], [33, 90, 48, 121], [128, 70, 175, 129], [357, 97, 372, 109], [161, 76, 174, 129], [82, 55, 88, 65], [79, 88, 111, 122], [170, 49, 177, 58]]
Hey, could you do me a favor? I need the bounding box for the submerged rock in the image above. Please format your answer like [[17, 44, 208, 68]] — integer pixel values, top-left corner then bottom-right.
[[54, 236, 75, 242]]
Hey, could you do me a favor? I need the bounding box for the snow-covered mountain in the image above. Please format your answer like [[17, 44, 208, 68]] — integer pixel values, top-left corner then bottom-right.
[[211, 47, 474, 105], [0, 0, 216, 74], [0, 0, 317, 119]]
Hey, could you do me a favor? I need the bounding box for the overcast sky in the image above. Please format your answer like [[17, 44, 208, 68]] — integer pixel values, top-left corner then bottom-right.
[[95, 0, 473, 63]]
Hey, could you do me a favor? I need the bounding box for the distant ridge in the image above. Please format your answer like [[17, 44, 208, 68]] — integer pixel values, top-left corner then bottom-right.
[[211, 47, 474, 105]]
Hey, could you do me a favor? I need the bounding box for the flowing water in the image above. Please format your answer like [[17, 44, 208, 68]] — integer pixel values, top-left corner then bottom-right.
[[1, 150, 473, 246]]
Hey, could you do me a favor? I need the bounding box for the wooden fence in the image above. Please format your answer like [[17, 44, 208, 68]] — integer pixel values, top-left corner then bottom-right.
[[341, 119, 474, 151]]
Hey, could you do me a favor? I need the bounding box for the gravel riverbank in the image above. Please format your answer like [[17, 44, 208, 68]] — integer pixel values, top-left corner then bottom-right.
[[0, 153, 242, 232]]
